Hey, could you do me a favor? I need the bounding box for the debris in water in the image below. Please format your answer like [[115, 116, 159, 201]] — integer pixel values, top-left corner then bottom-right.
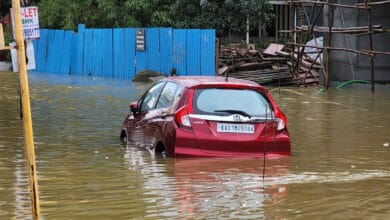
[[132, 70, 166, 82], [351, 165, 356, 168], [383, 142, 389, 147], [94, 151, 99, 154]]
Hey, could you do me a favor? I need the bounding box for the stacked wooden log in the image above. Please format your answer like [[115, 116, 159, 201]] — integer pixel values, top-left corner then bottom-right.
[[218, 43, 322, 86]]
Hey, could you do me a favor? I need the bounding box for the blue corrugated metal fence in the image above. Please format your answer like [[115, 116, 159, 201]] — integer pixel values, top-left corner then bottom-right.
[[32, 24, 216, 79]]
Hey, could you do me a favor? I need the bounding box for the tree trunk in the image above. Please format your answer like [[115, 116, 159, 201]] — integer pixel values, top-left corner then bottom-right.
[[246, 15, 250, 45], [258, 18, 263, 38]]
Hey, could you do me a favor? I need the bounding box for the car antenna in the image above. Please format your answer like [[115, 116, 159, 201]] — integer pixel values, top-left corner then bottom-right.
[[262, 103, 268, 181], [225, 71, 229, 82]]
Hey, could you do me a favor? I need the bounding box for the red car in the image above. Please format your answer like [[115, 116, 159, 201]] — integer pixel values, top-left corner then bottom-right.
[[120, 76, 290, 157]]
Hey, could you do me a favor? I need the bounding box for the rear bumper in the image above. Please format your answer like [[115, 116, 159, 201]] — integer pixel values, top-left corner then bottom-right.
[[174, 128, 290, 157], [172, 128, 204, 157]]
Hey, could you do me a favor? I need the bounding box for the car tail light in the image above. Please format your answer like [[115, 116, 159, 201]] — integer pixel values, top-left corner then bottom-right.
[[274, 109, 287, 131], [175, 106, 192, 128], [175, 89, 194, 128]]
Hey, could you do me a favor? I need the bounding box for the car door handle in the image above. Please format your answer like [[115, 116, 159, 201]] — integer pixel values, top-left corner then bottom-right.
[[142, 111, 169, 121], [160, 111, 168, 119]]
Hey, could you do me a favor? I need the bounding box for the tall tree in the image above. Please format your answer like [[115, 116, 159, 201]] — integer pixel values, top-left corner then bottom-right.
[[169, 0, 274, 40]]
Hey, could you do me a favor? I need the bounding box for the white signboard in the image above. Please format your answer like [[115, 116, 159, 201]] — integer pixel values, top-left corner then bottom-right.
[[10, 40, 36, 72], [21, 7, 40, 39], [11, 6, 40, 40]]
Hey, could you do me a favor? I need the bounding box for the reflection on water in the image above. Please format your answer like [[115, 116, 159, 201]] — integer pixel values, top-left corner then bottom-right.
[[123, 145, 290, 219], [1, 71, 389, 219], [0, 72, 32, 219], [170, 157, 289, 219]]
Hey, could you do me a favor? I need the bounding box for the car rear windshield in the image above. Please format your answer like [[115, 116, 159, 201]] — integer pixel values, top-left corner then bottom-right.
[[193, 88, 272, 117]]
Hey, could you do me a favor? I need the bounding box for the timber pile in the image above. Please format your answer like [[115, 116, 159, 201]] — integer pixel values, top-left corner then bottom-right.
[[218, 43, 322, 86]]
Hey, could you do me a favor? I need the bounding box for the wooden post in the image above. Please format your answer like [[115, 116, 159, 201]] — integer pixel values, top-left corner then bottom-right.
[[0, 23, 13, 50], [276, 8, 279, 43], [290, 0, 296, 76], [366, 0, 375, 94], [324, 0, 334, 89], [11, 0, 40, 219], [0, 23, 5, 47]]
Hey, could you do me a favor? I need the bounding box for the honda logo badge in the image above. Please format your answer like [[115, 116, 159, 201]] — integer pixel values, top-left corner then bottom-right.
[[233, 114, 242, 122]]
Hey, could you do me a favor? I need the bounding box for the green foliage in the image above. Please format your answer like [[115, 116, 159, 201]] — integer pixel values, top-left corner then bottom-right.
[[4, 24, 12, 62], [168, 0, 275, 38], [34, 0, 276, 39], [36, 0, 175, 29]]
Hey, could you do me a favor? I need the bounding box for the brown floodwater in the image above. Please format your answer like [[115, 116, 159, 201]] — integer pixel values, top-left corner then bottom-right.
[[1, 71, 389, 219]]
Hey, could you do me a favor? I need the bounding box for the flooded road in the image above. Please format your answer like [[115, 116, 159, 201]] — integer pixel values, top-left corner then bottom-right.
[[1, 71, 389, 219]]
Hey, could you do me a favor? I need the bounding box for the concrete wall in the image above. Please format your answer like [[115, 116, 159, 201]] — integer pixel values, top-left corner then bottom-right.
[[326, 0, 390, 81]]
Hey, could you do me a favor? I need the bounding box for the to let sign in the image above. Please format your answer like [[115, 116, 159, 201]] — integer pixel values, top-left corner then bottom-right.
[[21, 7, 40, 39], [12, 6, 40, 39]]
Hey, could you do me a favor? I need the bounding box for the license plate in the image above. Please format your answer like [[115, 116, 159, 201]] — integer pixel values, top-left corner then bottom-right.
[[217, 123, 255, 134]]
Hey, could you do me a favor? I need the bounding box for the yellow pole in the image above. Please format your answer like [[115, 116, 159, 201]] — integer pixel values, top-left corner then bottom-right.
[[12, 1, 40, 219]]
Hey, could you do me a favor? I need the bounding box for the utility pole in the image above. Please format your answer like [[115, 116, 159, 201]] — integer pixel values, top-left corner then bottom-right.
[[11, 0, 40, 219]]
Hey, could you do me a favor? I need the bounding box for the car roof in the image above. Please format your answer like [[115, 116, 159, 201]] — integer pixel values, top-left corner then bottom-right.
[[162, 76, 266, 91]]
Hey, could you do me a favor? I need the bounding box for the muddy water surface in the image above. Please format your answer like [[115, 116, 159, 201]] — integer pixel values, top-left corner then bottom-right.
[[1, 72, 389, 219]]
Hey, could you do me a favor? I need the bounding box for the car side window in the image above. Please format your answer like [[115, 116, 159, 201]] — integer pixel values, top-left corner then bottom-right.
[[139, 82, 166, 112], [156, 82, 182, 109]]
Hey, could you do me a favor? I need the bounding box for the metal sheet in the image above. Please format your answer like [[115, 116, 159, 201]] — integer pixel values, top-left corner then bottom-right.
[[83, 29, 93, 76], [47, 30, 65, 73], [113, 29, 125, 79], [31, 26, 216, 78], [102, 29, 113, 78], [59, 31, 73, 74], [147, 28, 161, 73], [92, 29, 102, 77], [71, 24, 85, 75], [173, 29, 187, 76], [201, 29, 216, 76], [33, 29, 48, 72], [159, 28, 173, 75], [186, 29, 201, 75], [124, 28, 136, 79]]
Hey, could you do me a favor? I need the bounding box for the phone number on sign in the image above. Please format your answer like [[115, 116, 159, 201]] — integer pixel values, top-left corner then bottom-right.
[[23, 28, 40, 39]]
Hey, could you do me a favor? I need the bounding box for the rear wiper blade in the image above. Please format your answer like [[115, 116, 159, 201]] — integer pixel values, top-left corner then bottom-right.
[[214, 109, 251, 118], [249, 117, 276, 122]]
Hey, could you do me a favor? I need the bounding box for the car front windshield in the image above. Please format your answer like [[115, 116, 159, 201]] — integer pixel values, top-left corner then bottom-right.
[[193, 88, 272, 117]]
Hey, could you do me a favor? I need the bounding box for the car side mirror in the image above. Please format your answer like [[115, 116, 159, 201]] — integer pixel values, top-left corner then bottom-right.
[[130, 101, 138, 116]]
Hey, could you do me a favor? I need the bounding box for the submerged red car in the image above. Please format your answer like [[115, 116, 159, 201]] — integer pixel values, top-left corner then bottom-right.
[[120, 76, 290, 157]]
